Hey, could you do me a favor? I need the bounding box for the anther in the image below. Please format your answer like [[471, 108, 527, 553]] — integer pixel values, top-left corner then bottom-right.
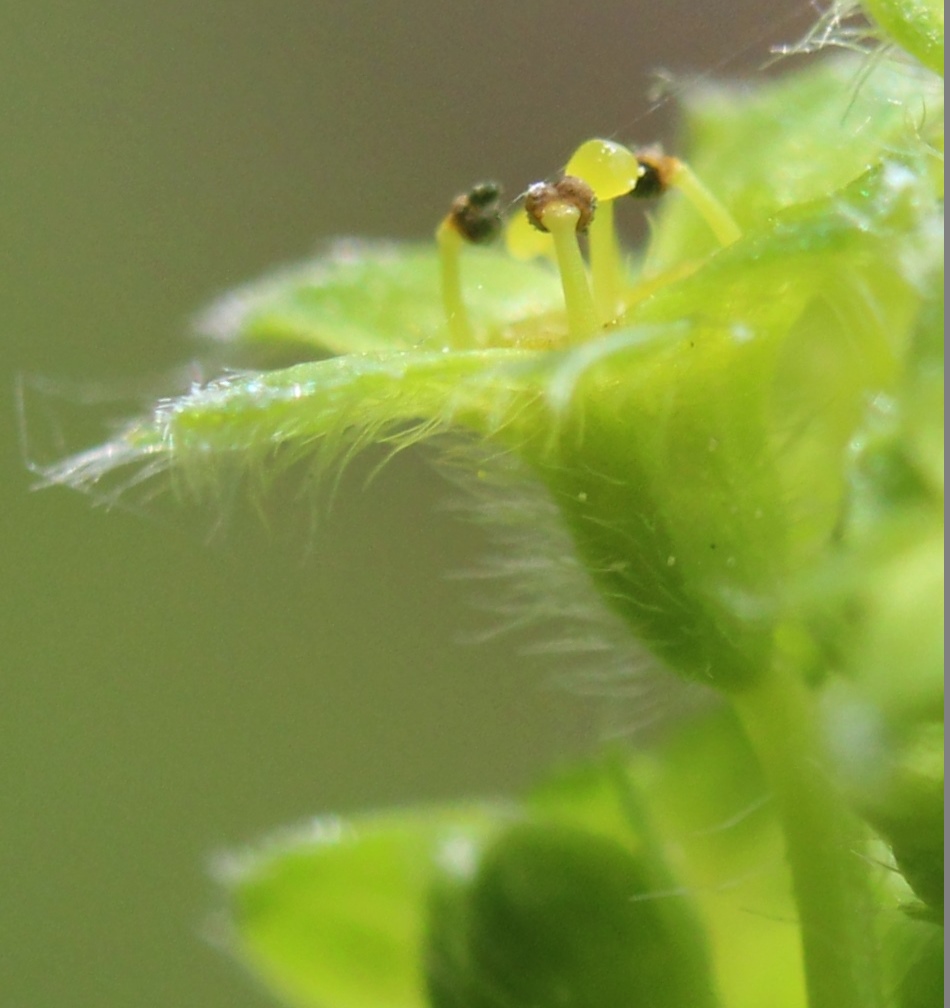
[[447, 182, 504, 244], [629, 147, 679, 199], [525, 176, 597, 234]]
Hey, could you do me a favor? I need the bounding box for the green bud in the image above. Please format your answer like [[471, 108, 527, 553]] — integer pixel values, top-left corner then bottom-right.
[[425, 821, 717, 1008]]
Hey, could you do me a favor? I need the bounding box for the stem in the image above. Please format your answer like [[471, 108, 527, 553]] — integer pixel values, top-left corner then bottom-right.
[[733, 661, 881, 1008], [542, 203, 600, 344], [588, 200, 625, 324]]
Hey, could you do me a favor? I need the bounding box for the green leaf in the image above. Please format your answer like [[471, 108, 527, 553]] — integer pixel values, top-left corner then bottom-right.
[[36, 348, 549, 504], [807, 251, 943, 916], [648, 55, 943, 266], [827, 263, 945, 727], [873, 724, 945, 917], [894, 920, 944, 1008], [218, 806, 507, 1008], [862, 0, 944, 75], [195, 240, 563, 357]]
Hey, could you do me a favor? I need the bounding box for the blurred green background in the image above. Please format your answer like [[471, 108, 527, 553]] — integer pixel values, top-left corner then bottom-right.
[[3, 2, 808, 1004]]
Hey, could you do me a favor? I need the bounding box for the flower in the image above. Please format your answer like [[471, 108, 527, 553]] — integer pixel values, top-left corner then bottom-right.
[[41, 55, 942, 692]]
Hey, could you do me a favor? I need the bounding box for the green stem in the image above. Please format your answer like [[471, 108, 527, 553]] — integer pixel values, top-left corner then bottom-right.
[[733, 661, 881, 1008]]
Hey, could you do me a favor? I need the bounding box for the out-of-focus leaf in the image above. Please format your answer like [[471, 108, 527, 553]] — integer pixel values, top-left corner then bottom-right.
[[862, 0, 944, 75], [894, 920, 944, 1008], [647, 55, 942, 266], [832, 266, 945, 726], [218, 806, 507, 1008], [810, 252, 943, 917], [628, 711, 806, 1008], [194, 239, 563, 357]]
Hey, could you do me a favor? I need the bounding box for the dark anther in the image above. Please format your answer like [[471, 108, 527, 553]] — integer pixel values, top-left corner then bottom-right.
[[449, 182, 504, 243], [629, 148, 678, 199]]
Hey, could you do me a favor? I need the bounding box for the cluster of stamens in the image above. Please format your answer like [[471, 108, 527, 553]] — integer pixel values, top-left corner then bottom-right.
[[436, 139, 740, 347]]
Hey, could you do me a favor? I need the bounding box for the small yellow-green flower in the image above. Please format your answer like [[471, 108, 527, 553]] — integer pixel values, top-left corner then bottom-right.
[[40, 18, 944, 1008], [45, 56, 942, 695]]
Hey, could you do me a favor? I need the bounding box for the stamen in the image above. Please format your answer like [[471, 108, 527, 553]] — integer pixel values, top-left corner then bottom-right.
[[565, 139, 643, 323], [631, 147, 741, 247], [669, 161, 742, 246], [525, 177, 600, 344], [436, 182, 504, 346]]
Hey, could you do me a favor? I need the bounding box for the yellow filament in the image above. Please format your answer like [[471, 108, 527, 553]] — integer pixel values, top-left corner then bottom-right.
[[669, 161, 742, 247], [436, 217, 475, 346], [587, 200, 625, 323], [541, 202, 600, 345]]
